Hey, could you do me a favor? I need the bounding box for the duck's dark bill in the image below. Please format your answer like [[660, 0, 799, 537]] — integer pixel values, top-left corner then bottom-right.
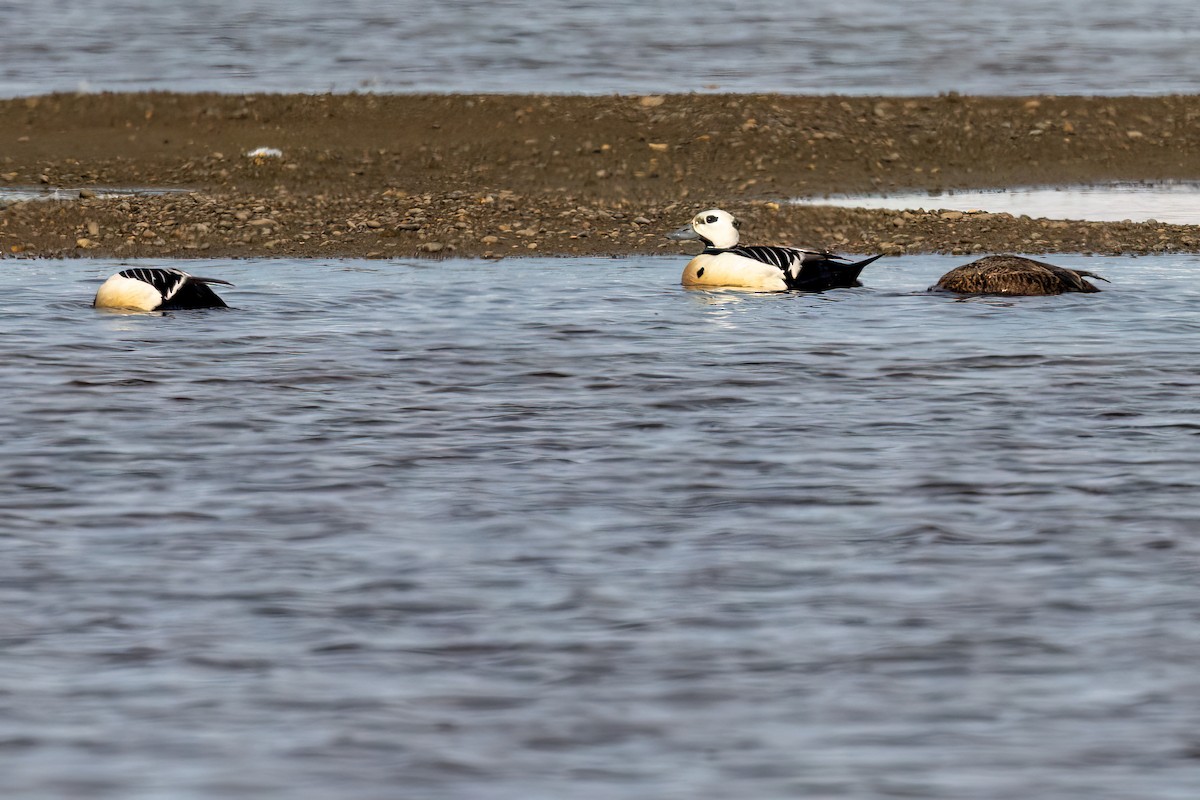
[[667, 225, 701, 241]]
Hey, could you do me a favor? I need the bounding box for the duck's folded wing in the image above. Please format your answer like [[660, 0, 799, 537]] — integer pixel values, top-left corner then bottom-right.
[[118, 268, 187, 298], [727, 245, 808, 273], [788, 252, 884, 290], [159, 279, 229, 310], [117, 268, 230, 310]]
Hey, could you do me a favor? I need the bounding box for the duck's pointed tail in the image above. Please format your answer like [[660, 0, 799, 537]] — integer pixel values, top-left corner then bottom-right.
[[788, 253, 883, 291], [841, 253, 885, 279]]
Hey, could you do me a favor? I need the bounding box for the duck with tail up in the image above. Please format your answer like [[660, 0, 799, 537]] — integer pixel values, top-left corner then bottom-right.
[[932, 255, 1108, 296], [668, 209, 883, 292], [94, 267, 233, 311]]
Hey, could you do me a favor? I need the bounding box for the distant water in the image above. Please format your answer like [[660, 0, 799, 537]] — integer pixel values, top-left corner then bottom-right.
[[794, 182, 1200, 225], [0, 186, 187, 204], [5, 255, 1200, 799], [3, 0, 1200, 96]]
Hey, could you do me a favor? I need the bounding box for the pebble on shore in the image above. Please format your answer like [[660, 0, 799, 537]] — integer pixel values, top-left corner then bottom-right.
[[3, 92, 1200, 259]]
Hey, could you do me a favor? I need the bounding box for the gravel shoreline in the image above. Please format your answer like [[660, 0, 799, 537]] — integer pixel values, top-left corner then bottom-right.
[[3, 92, 1200, 260]]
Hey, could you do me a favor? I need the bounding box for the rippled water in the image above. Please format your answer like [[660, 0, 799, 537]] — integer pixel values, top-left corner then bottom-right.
[[794, 182, 1200, 225], [5, 255, 1200, 799], [3, 0, 1200, 96]]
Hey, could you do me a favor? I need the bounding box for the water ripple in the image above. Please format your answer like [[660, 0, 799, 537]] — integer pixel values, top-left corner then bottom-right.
[[4, 255, 1200, 798], [3, 1, 1200, 96]]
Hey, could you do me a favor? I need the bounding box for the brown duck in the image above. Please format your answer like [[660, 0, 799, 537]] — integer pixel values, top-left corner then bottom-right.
[[932, 255, 1108, 295]]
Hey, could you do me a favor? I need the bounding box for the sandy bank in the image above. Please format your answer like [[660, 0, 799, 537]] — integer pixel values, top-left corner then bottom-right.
[[3, 92, 1200, 259]]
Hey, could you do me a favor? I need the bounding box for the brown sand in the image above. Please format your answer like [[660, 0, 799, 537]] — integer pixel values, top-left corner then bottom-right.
[[3, 92, 1200, 260]]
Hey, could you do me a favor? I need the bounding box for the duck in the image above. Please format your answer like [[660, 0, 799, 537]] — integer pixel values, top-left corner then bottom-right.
[[932, 255, 1108, 295], [668, 208, 883, 291], [94, 267, 233, 311]]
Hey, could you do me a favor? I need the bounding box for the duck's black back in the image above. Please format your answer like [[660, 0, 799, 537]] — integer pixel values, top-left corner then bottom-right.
[[118, 268, 228, 310], [787, 253, 884, 292], [158, 279, 228, 310]]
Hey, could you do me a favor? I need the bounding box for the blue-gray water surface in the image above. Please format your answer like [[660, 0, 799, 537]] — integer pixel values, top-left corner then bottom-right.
[[4, 254, 1200, 799], [3, 0, 1200, 97]]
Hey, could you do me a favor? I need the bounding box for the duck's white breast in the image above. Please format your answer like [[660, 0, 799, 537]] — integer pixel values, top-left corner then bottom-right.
[[94, 274, 163, 311], [681, 252, 787, 291]]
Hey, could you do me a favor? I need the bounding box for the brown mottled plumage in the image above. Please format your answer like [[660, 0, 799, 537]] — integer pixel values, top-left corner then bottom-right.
[[932, 255, 1108, 296]]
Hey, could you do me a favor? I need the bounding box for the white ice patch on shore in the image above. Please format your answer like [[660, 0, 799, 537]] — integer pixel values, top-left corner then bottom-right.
[[792, 182, 1200, 225]]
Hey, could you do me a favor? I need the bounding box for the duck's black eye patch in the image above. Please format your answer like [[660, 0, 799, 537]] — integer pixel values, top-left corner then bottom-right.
[[705, 214, 718, 224]]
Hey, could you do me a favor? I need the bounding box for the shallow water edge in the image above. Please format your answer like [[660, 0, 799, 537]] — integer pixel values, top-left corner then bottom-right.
[[794, 182, 1200, 226]]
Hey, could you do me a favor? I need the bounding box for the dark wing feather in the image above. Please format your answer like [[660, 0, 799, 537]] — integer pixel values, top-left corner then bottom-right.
[[158, 280, 229, 309], [119, 268, 187, 299], [118, 268, 229, 309], [795, 253, 883, 290], [723, 245, 881, 291], [728, 245, 801, 271]]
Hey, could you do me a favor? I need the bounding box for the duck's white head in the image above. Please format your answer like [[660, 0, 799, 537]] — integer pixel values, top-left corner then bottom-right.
[[667, 208, 741, 249]]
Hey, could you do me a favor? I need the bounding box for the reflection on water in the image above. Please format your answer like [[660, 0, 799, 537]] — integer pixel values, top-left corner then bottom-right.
[[793, 182, 1200, 224], [4, 255, 1200, 799]]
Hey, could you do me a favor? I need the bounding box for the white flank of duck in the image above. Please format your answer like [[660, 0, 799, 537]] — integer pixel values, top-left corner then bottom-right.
[[668, 209, 882, 291], [94, 267, 233, 311]]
